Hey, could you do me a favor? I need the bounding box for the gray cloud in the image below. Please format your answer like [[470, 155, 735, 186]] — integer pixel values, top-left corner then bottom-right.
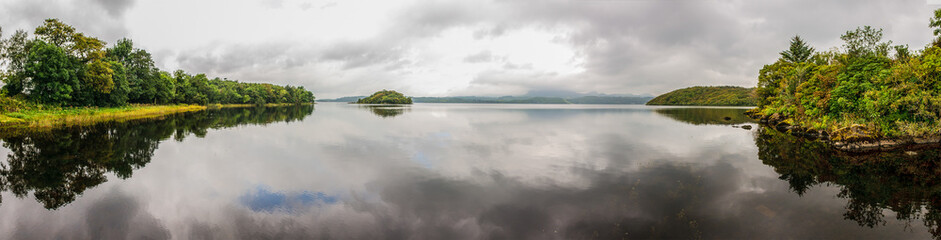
[[1, 0, 935, 98], [11, 189, 171, 240], [0, 0, 132, 44], [463, 50, 495, 63], [92, 0, 136, 18], [320, 41, 411, 70]]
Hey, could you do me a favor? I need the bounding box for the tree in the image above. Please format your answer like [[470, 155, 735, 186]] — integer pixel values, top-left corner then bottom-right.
[[1, 30, 32, 95], [931, 8, 941, 46], [25, 41, 77, 105], [840, 26, 892, 58], [103, 61, 129, 106], [894, 45, 911, 62], [106, 39, 159, 103], [83, 58, 114, 93], [780, 35, 815, 63], [5, 19, 316, 106], [33, 19, 75, 49]]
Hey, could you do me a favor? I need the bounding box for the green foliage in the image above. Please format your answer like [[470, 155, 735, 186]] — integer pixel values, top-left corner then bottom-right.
[[755, 18, 941, 139], [356, 90, 413, 104], [0, 19, 315, 108], [0, 95, 36, 113], [646, 86, 757, 106], [780, 35, 814, 63], [25, 40, 77, 105], [1, 30, 32, 95], [840, 26, 892, 58]]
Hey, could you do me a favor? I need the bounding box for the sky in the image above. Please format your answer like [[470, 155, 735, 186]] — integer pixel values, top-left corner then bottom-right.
[[0, 0, 938, 99]]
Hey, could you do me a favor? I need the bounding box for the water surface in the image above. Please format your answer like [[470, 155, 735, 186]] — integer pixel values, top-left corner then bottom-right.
[[0, 103, 935, 239]]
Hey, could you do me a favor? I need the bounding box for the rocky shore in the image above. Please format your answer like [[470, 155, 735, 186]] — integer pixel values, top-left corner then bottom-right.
[[746, 111, 941, 153]]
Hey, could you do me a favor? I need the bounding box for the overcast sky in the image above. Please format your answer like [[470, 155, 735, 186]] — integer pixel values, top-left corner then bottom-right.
[[0, 0, 937, 98]]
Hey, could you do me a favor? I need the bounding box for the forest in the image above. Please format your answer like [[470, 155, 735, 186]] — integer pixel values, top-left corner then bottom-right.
[[646, 86, 757, 106], [752, 9, 941, 140], [0, 19, 314, 107]]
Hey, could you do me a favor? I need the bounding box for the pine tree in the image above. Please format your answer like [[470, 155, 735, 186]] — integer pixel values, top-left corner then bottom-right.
[[780, 35, 814, 63]]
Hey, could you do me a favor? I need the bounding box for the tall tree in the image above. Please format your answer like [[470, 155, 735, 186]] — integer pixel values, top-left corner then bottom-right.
[[840, 26, 892, 58], [25, 41, 77, 104], [780, 35, 815, 63], [33, 19, 75, 49], [1, 30, 32, 95]]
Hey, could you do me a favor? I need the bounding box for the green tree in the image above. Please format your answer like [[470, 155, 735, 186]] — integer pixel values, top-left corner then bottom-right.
[[100, 61, 129, 106], [931, 8, 941, 45], [840, 26, 892, 58], [780, 35, 815, 63], [1, 30, 32, 95], [25, 41, 77, 105], [106, 38, 158, 103], [33, 19, 75, 49], [83, 58, 114, 93]]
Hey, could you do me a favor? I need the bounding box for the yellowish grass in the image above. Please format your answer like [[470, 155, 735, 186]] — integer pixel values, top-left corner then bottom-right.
[[0, 104, 207, 129]]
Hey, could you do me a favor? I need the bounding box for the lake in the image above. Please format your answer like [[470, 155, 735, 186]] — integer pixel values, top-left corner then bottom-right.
[[0, 103, 936, 239]]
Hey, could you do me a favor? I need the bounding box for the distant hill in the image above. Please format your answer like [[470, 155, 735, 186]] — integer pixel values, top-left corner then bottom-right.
[[646, 86, 757, 106], [321, 95, 653, 104], [317, 96, 365, 102], [413, 96, 652, 104]]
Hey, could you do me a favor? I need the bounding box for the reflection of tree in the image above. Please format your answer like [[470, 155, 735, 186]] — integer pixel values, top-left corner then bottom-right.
[[359, 105, 410, 118], [756, 127, 941, 238], [654, 108, 755, 125], [0, 105, 314, 209]]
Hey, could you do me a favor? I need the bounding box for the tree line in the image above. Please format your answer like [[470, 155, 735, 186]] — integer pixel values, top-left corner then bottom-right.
[[754, 9, 941, 139], [0, 19, 314, 107]]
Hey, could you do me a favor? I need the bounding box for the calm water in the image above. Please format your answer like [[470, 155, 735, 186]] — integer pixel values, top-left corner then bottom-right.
[[0, 103, 937, 239]]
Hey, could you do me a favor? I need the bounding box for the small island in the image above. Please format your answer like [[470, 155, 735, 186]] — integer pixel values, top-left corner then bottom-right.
[[646, 86, 757, 106], [355, 90, 413, 104], [749, 10, 941, 151]]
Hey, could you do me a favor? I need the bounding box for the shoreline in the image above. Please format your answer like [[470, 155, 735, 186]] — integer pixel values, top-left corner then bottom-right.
[[0, 103, 313, 131], [747, 111, 941, 152]]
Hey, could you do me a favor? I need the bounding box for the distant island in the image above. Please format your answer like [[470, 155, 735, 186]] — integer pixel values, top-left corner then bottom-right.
[[322, 95, 653, 104], [646, 86, 756, 106], [749, 9, 941, 151], [355, 90, 413, 104]]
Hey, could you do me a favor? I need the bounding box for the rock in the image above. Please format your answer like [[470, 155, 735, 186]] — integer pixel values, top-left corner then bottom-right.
[[742, 125, 753, 130], [905, 151, 918, 156], [723, 117, 732, 121]]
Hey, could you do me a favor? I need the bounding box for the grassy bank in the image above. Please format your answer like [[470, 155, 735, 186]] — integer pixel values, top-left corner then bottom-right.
[[0, 103, 207, 129]]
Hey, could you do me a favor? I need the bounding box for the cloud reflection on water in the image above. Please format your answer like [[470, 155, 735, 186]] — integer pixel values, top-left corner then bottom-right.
[[0, 104, 931, 239]]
